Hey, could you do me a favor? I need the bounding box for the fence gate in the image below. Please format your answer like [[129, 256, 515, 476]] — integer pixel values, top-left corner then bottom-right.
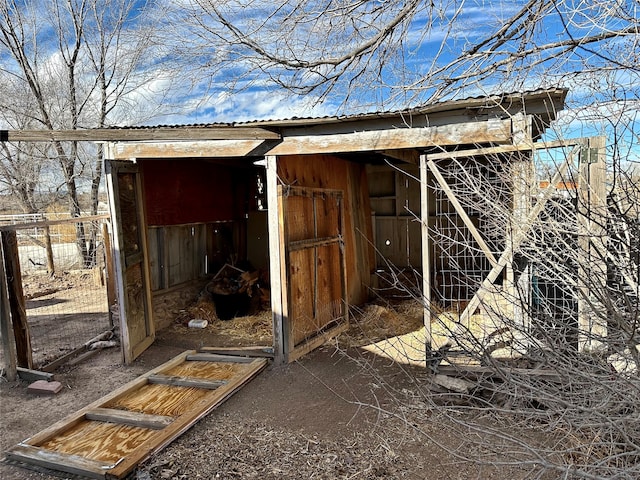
[[0, 215, 111, 371], [278, 186, 348, 362]]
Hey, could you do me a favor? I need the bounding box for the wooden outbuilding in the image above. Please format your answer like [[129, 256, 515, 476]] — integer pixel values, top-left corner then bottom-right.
[[4, 88, 621, 480], [95, 88, 572, 364]]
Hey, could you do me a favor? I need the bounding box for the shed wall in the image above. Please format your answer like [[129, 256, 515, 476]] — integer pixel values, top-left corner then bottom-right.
[[141, 160, 247, 226]]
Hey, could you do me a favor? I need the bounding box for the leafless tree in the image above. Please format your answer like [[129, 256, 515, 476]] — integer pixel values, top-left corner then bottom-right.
[[0, 0, 160, 263], [169, 2, 639, 476], [172, 0, 639, 109]]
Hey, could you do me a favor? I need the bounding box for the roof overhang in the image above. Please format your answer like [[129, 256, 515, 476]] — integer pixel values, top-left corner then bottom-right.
[[1, 88, 568, 162]]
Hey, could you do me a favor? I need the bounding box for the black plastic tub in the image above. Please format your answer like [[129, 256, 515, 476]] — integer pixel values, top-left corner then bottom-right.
[[212, 293, 250, 320]]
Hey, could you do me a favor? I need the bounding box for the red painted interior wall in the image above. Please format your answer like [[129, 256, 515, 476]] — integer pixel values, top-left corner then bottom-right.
[[141, 160, 243, 226]]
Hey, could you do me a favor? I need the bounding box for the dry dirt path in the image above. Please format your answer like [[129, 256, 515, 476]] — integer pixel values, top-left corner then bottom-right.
[[1, 343, 533, 479]]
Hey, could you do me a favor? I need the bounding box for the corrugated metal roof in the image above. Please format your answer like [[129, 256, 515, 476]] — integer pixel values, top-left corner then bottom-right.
[[113, 88, 568, 130]]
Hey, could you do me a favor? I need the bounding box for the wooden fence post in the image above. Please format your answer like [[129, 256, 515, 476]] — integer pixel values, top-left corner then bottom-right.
[[577, 136, 608, 352], [102, 222, 117, 327], [1, 230, 33, 368], [0, 238, 17, 380]]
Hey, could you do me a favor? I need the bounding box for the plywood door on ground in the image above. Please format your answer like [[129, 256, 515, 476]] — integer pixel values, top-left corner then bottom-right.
[[5, 351, 268, 479], [106, 160, 155, 364], [279, 186, 348, 362]]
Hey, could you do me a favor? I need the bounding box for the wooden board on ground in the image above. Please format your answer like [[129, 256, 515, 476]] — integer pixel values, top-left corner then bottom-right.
[[5, 351, 268, 479]]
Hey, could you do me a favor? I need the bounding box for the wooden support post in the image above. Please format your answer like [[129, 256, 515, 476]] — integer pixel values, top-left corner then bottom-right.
[[43, 225, 55, 274], [102, 222, 117, 327], [0, 238, 17, 381], [1, 230, 33, 368], [578, 136, 608, 352], [420, 155, 433, 362], [508, 114, 534, 335], [510, 156, 534, 335], [265, 155, 286, 364]]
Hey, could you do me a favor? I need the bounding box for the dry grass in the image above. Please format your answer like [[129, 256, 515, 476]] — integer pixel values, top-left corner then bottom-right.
[[215, 310, 273, 342], [341, 300, 424, 348]]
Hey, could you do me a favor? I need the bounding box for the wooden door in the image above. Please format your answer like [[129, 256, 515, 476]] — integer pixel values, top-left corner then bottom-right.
[[279, 186, 349, 362], [106, 160, 155, 363], [5, 351, 267, 479]]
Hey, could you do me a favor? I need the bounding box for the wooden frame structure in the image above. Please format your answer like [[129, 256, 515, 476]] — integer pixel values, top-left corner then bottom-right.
[[5, 351, 268, 479], [3, 88, 590, 367]]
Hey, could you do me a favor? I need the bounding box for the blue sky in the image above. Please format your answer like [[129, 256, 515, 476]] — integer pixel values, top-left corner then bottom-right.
[[1, 0, 637, 160]]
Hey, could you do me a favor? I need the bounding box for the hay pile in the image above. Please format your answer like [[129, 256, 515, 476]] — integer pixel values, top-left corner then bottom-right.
[[341, 300, 424, 347], [171, 298, 272, 346], [215, 310, 272, 342], [175, 292, 219, 325]]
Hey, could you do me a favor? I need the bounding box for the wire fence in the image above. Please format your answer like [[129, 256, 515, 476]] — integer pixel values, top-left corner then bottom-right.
[[1, 214, 113, 371]]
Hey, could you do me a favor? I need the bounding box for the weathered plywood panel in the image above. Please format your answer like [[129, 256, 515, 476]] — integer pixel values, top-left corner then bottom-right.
[[285, 195, 315, 242], [39, 421, 156, 464], [6, 351, 268, 479], [105, 383, 209, 417], [315, 194, 340, 239], [164, 360, 243, 380]]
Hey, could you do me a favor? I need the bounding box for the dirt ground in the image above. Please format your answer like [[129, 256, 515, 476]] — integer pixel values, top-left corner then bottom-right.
[[0, 330, 548, 480], [1, 288, 550, 480]]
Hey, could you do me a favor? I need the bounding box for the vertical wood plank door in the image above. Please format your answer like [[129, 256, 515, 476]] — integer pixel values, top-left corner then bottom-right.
[[106, 160, 155, 363], [4, 351, 268, 479], [279, 186, 349, 362]]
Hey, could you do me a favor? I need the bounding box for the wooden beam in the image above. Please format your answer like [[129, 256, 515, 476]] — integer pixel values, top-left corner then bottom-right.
[[269, 119, 512, 155], [198, 346, 274, 358], [425, 138, 585, 161], [17, 367, 54, 382], [5, 444, 110, 479], [427, 159, 499, 267], [420, 154, 433, 364], [110, 139, 265, 159], [147, 373, 227, 389], [266, 156, 287, 364], [2, 126, 281, 142], [288, 236, 341, 252], [0, 213, 110, 232], [41, 344, 88, 372], [102, 222, 117, 325], [286, 321, 349, 363], [380, 149, 420, 164], [578, 136, 608, 352], [185, 353, 255, 363], [0, 237, 17, 381], [1, 231, 32, 368], [85, 408, 174, 430], [109, 119, 513, 159]]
